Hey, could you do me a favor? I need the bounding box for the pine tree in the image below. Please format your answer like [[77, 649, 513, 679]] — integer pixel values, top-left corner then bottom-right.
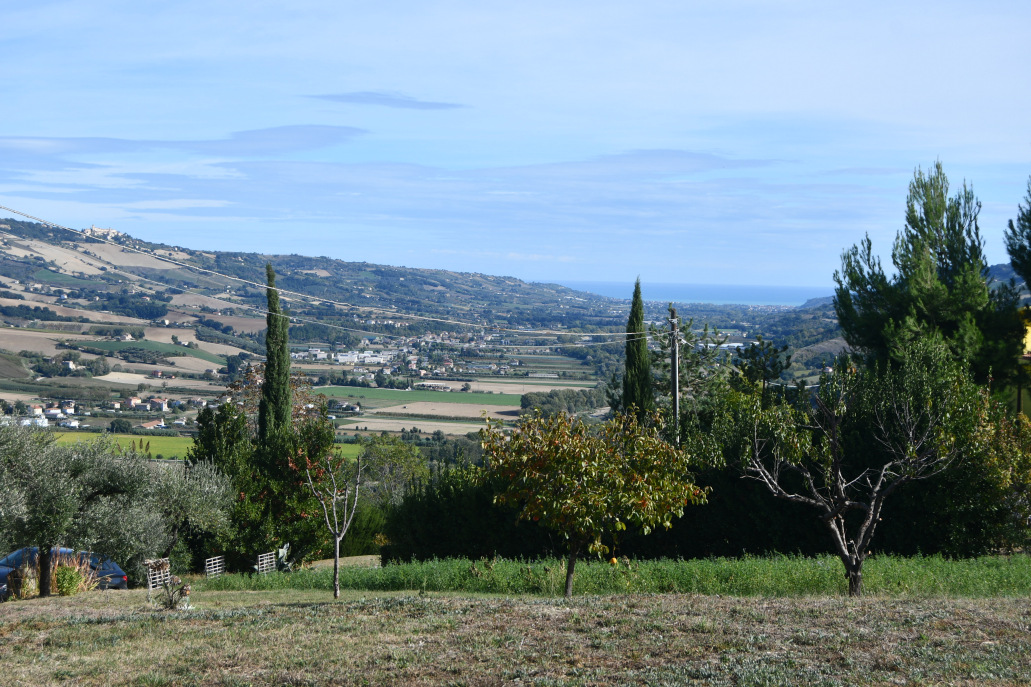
[[1004, 177, 1031, 288], [622, 278, 653, 421], [258, 263, 291, 446], [834, 162, 1023, 388]]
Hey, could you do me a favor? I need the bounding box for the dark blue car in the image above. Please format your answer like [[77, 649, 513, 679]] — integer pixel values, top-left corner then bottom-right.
[[0, 547, 128, 600]]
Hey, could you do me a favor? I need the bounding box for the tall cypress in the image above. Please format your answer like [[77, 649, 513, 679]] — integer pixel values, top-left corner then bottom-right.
[[622, 278, 653, 421], [258, 263, 291, 446]]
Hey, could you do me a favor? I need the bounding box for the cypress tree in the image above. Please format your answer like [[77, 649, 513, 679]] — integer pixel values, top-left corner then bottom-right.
[[258, 263, 291, 446], [622, 278, 653, 421]]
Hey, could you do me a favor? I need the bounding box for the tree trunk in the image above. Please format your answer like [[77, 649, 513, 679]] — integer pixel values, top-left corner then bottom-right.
[[333, 534, 341, 600], [844, 558, 863, 597], [564, 544, 580, 599], [38, 546, 53, 598]]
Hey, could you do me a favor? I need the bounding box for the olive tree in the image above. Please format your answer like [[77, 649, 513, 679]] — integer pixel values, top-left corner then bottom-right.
[[482, 411, 707, 598], [0, 427, 231, 597]]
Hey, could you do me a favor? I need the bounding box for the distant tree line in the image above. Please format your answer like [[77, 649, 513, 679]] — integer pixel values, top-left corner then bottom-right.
[[520, 387, 607, 417], [0, 304, 83, 322]]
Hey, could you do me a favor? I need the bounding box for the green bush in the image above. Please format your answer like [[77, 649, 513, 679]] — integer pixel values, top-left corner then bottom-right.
[[55, 565, 83, 596]]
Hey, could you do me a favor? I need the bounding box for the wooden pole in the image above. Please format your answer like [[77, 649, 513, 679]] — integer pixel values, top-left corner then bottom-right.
[[670, 305, 679, 446]]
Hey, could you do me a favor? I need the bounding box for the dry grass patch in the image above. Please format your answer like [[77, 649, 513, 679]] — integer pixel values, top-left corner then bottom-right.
[[2, 590, 1030, 685], [372, 401, 519, 420], [336, 417, 488, 436]]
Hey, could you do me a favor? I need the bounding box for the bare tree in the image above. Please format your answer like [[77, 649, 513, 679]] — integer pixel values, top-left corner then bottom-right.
[[744, 342, 982, 596], [301, 431, 362, 599]]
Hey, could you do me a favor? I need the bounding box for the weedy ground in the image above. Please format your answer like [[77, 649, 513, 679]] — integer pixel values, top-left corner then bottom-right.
[[2, 588, 1030, 686]]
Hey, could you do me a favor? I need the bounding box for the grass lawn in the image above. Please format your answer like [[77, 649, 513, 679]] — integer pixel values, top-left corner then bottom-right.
[[320, 385, 523, 406], [2, 588, 1029, 685], [84, 339, 226, 365]]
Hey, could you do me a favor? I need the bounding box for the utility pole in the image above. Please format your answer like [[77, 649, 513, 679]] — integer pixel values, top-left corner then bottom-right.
[[669, 305, 679, 445]]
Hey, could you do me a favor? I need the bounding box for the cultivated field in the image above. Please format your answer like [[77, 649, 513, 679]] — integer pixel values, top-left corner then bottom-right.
[[321, 386, 523, 407], [336, 417, 488, 436], [51, 433, 363, 460], [372, 401, 520, 421], [84, 243, 177, 269], [0, 329, 96, 357], [3, 237, 107, 275], [84, 340, 225, 366], [169, 292, 238, 310], [1, 589, 1028, 685], [0, 297, 144, 324], [95, 371, 223, 391], [53, 432, 194, 458], [466, 380, 595, 394]]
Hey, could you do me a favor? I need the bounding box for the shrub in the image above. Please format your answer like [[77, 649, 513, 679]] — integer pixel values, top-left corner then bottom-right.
[[55, 565, 83, 596]]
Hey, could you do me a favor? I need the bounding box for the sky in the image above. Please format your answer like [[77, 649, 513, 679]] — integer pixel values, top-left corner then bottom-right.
[[1, 1, 1029, 290]]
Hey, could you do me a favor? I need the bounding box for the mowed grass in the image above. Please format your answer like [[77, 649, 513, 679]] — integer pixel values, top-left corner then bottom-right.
[[320, 385, 522, 406], [2, 588, 1030, 686], [84, 339, 226, 365], [201, 554, 1031, 598]]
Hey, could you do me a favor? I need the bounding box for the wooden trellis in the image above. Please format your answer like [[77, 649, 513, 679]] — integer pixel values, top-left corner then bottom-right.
[[204, 555, 225, 579]]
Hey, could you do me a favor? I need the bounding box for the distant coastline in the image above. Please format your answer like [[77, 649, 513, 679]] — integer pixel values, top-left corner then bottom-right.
[[555, 280, 834, 307]]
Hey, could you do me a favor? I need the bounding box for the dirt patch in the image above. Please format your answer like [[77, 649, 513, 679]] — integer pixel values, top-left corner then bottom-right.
[[170, 293, 237, 309], [95, 371, 151, 385], [164, 356, 218, 373], [0, 391, 43, 403], [192, 340, 250, 357], [96, 370, 226, 392], [143, 327, 197, 344], [0, 329, 94, 356], [372, 401, 519, 420]]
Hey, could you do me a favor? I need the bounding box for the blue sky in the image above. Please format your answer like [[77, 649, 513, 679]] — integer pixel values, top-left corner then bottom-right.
[[1, 1, 1029, 289]]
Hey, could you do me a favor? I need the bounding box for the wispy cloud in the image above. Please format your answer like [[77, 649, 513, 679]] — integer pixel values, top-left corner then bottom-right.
[[310, 91, 465, 110], [0, 125, 365, 159]]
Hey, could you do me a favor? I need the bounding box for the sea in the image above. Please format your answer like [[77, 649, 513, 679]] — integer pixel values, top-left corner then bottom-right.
[[555, 281, 834, 307]]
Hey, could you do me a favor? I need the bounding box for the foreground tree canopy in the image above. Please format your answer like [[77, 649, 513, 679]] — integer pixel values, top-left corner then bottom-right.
[[0, 427, 230, 596], [737, 340, 994, 596], [482, 411, 707, 598], [834, 161, 1023, 390], [188, 264, 338, 569]]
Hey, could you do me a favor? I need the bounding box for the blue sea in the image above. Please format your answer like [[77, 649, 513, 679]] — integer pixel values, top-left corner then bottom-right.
[[556, 281, 834, 307]]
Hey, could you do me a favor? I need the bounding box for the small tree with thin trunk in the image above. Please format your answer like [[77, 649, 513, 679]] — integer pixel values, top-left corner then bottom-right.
[[482, 410, 707, 598], [742, 341, 985, 596], [297, 413, 358, 599]]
